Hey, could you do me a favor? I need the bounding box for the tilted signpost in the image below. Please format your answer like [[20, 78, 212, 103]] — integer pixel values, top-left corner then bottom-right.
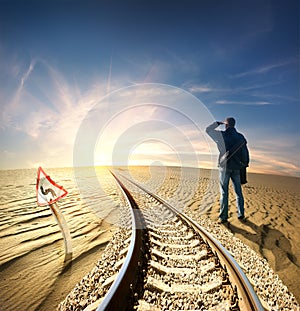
[[36, 167, 72, 261]]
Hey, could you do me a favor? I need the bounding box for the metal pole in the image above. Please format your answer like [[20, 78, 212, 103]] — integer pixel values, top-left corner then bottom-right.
[[49, 202, 72, 261]]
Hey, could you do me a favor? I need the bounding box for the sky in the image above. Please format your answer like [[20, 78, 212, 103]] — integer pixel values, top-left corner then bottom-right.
[[0, 0, 299, 176]]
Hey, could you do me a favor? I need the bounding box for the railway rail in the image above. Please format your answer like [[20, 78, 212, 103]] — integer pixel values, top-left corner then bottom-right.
[[96, 171, 264, 311]]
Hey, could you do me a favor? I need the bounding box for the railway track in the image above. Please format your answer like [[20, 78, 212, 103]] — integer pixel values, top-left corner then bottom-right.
[[96, 171, 264, 311]]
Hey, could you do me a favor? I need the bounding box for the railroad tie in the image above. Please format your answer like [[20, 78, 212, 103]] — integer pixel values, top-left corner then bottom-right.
[[149, 236, 200, 249], [149, 259, 215, 276], [148, 230, 194, 240], [151, 248, 207, 261], [145, 275, 223, 293]]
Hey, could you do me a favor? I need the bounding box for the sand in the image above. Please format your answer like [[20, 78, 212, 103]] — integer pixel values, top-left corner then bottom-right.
[[125, 167, 300, 303], [1, 167, 299, 310], [169, 169, 300, 303], [0, 168, 119, 311], [217, 172, 300, 303]]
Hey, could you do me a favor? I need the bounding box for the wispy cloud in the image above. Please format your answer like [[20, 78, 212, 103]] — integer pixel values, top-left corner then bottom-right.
[[246, 131, 300, 177], [1, 55, 299, 177], [249, 150, 300, 177], [0, 58, 111, 168], [94, 106, 211, 167], [234, 58, 297, 78], [215, 100, 273, 106], [187, 80, 282, 99], [187, 84, 214, 93], [19, 60, 36, 92]]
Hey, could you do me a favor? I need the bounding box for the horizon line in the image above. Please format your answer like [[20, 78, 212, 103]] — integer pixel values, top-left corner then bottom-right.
[[0, 164, 299, 179]]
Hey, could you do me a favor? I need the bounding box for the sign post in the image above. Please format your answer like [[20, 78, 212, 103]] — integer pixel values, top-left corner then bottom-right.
[[36, 167, 72, 261]]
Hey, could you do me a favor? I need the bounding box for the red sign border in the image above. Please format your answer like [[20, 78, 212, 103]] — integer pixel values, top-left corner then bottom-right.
[[36, 166, 68, 206]]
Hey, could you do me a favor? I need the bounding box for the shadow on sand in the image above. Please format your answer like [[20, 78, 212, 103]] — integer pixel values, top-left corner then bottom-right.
[[228, 219, 298, 271]]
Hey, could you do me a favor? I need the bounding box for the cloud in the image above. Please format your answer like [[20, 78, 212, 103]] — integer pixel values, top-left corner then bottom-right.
[[188, 84, 214, 93], [0, 58, 111, 168], [186, 80, 282, 103], [96, 111, 216, 168], [247, 133, 300, 177], [2, 64, 218, 170], [19, 60, 36, 92], [1, 55, 298, 177], [215, 100, 272, 106], [249, 150, 300, 177], [234, 58, 297, 78]]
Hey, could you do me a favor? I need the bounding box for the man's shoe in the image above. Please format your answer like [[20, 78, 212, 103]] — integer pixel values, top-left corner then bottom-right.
[[238, 216, 246, 222], [218, 218, 228, 224]]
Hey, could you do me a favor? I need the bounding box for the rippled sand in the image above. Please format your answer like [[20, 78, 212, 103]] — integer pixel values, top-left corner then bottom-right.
[[126, 166, 300, 303], [0, 167, 120, 311], [1, 166, 299, 310]]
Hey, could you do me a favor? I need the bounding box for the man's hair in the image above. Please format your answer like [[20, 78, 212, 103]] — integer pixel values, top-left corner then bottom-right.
[[225, 117, 236, 127]]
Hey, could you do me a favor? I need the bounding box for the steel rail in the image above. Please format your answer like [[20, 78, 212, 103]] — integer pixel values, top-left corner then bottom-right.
[[96, 172, 146, 311], [117, 172, 264, 311]]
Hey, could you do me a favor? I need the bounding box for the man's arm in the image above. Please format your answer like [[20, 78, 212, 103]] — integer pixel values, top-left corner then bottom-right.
[[205, 121, 224, 143]]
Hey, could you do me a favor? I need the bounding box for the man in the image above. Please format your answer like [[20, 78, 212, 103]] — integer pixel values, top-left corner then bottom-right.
[[206, 117, 249, 223]]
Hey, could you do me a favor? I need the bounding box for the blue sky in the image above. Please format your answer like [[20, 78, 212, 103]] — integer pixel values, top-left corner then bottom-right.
[[0, 0, 299, 176]]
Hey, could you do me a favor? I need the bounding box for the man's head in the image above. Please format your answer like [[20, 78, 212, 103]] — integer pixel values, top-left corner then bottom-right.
[[224, 117, 236, 128]]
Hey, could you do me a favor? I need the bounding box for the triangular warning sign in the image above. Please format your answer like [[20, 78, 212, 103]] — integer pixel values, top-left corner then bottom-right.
[[36, 167, 68, 206]]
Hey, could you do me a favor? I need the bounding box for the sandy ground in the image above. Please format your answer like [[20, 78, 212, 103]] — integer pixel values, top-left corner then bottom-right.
[[0, 167, 118, 311], [184, 171, 300, 303], [1, 167, 299, 309], [126, 167, 300, 303]]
